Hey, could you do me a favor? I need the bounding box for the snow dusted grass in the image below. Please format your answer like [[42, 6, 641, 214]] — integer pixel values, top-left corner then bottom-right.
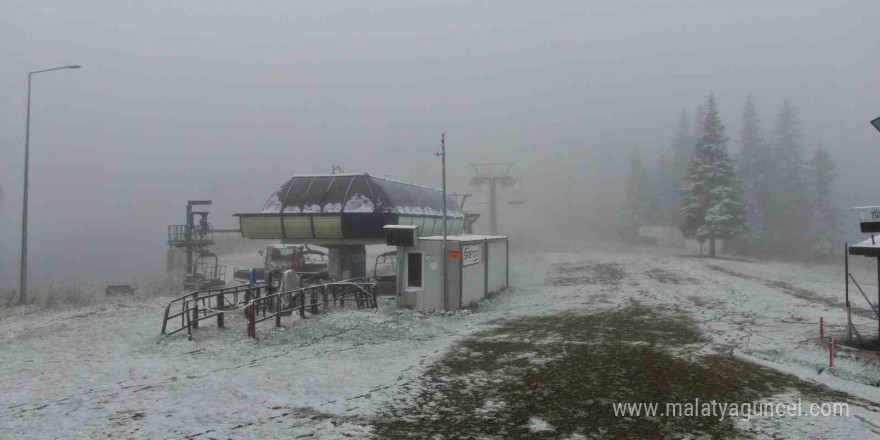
[[0, 273, 180, 315], [373, 300, 865, 439], [3, 246, 880, 438]]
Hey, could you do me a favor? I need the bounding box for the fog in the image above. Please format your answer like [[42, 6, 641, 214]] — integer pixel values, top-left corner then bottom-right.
[[1, 0, 879, 289]]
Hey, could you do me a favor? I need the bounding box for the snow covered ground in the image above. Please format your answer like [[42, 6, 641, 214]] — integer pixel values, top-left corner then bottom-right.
[[1, 245, 880, 438]]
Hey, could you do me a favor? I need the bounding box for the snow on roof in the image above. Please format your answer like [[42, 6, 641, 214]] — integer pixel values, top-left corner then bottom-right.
[[258, 173, 464, 216], [384, 224, 418, 230], [421, 235, 507, 242]]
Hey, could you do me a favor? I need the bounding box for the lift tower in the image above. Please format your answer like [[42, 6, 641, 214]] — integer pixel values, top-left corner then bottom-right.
[[469, 163, 518, 235]]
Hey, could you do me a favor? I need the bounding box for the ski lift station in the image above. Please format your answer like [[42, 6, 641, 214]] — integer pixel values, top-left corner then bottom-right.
[[234, 173, 509, 310]]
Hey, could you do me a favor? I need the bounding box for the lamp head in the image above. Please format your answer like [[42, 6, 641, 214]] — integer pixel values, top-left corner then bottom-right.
[[68, 65, 82, 69], [872, 117, 880, 134]]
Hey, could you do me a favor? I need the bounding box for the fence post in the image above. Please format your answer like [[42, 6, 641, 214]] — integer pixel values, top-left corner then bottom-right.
[[275, 296, 282, 327], [311, 289, 318, 314], [191, 292, 199, 329], [829, 336, 835, 368], [322, 286, 329, 310], [846, 242, 852, 343], [299, 291, 306, 318], [371, 284, 378, 309], [820, 317, 824, 339], [185, 302, 192, 340], [247, 304, 256, 338]]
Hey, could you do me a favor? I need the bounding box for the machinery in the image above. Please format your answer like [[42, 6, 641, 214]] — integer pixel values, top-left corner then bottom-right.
[[167, 200, 238, 291], [233, 244, 329, 284]]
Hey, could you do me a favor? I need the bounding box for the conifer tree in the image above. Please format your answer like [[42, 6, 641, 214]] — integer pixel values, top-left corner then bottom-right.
[[736, 96, 773, 253], [680, 94, 748, 257], [807, 144, 839, 257], [673, 110, 693, 181], [765, 100, 810, 258]]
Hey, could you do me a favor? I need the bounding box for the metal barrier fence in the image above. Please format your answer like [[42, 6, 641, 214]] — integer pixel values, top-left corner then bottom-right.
[[160, 276, 377, 340]]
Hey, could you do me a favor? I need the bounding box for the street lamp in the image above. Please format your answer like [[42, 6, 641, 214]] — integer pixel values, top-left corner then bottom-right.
[[871, 117, 880, 134], [19, 64, 82, 305]]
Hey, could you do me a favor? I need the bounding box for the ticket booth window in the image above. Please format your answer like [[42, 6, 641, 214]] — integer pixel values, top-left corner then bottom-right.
[[407, 252, 423, 289]]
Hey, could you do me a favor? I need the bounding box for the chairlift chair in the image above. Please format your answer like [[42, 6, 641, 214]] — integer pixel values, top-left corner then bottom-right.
[[508, 179, 527, 205], [373, 251, 398, 296]]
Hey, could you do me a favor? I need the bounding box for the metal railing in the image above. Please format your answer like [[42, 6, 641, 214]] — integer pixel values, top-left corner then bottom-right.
[[160, 279, 277, 338], [167, 224, 214, 246], [160, 276, 377, 340], [244, 278, 377, 338]]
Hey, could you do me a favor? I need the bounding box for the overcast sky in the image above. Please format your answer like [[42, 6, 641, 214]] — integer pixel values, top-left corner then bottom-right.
[[1, 0, 878, 287]]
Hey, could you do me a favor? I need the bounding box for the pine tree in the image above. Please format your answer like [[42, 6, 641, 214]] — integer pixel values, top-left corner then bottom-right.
[[765, 100, 810, 258], [619, 148, 650, 241], [673, 110, 693, 181], [680, 94, 748, 257], [736, 96, 773, 253], [807, 144, 839, 258], [693, 104, 706, 142]]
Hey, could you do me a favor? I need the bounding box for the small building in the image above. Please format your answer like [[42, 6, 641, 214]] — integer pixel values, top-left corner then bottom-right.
[[385, 226, 509, 311]]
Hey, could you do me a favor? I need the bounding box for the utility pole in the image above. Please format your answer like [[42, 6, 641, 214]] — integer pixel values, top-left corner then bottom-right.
[[435, 133, 448, 309]]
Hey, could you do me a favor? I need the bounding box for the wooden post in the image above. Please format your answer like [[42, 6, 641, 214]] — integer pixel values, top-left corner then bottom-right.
[[820, 317, 824, 339], [299, 292, 306, 318]]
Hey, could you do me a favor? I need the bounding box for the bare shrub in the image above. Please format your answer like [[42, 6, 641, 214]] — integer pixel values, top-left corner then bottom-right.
[[32, 281, 104, 308]]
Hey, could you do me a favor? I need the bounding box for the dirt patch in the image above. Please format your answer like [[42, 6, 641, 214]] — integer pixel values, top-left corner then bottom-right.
[[373, 303, 856, 439], [646, 268, 700, 285], [549, 262, 626, 287]]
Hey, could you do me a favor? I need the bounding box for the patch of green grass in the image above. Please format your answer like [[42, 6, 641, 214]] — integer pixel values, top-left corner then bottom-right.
[[373, 303, 856, 439]]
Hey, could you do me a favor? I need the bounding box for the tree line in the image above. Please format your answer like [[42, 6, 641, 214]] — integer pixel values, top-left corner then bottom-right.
[[620, 94, 840, 260]]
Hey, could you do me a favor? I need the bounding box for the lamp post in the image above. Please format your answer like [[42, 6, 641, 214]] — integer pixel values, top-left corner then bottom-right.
[[19, 64, 81, 305]]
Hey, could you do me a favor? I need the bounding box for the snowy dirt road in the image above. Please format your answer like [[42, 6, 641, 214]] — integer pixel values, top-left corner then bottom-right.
[[2, 246, 880, 438]]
